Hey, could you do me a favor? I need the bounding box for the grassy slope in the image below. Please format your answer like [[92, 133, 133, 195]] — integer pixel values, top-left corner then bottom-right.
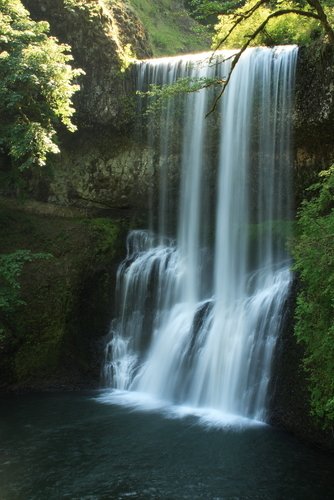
[[125, 0, 210, 56]]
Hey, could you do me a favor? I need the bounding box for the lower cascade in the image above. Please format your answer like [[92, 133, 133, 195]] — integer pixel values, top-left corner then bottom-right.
[[103, 46, 298, 422]]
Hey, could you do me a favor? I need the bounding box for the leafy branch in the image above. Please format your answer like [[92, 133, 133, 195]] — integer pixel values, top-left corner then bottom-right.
[[292, 165, 334, 427], [137, 76, 225, 115], [209, 0, 334, 112], [0, 0, 84, 172]]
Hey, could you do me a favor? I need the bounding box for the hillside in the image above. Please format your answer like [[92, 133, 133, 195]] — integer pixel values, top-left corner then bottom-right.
[[126, 0, 211, 55]]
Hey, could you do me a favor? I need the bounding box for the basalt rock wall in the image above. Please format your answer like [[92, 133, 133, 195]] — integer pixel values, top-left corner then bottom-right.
[[23, 0, 152, 127], [294, 43, 334, 205]]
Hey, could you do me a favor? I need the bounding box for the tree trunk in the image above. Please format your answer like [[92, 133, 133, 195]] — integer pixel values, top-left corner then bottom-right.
[[307, 0, 334, 45]]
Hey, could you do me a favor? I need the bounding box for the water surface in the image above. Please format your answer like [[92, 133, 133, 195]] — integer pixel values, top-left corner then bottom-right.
[[1, 391, 334, 499]]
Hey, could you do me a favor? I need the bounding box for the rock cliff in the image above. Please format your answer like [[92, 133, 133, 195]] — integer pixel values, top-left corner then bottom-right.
[[294, 43, 334, 204], [23, 0, 152, 128], [21, 0, 156, 212]]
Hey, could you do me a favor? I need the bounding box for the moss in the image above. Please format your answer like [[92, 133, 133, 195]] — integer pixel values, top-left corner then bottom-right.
[[15, 337, 62, 382], [83, 217, 121, 256], [22, 0, 151, 131], [0, 201, 128, 389]]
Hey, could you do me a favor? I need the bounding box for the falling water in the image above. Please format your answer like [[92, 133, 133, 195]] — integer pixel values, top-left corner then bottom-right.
[[103, 47, 298, 422]]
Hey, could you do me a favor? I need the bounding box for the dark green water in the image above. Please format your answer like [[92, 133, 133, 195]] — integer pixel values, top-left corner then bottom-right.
[[1, 391, 334, 499]]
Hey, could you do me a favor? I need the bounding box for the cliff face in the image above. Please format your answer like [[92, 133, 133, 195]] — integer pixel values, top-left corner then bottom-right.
[[0, 198, 128, 391], [23, 0, 152, 128], [21, 0, 156, 212], [269, 43, 334, 449], [294, 43, 334, 205], [1, 1, 155, 391], [268, 281, 334, 450], [17, 3, 334, 213]]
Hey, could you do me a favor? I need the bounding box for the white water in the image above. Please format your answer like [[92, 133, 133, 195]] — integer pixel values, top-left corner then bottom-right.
[[103, 47, 298, 422]]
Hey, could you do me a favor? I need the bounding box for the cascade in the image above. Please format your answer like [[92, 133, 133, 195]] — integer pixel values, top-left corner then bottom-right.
[[103, 47, 298, 422]]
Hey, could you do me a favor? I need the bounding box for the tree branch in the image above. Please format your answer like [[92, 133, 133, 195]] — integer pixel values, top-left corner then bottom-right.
[[207, 8, 321, 116], [306, 0, 334, 44], [213, 0, 269, 53]]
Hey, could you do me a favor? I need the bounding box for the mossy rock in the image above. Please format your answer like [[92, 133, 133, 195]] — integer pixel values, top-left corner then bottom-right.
[[0, 201, 128, 390]]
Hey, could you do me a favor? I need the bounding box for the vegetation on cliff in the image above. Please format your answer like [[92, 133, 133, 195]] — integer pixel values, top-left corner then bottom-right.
[[0, 201, 124, 389], [0, 2, 136, 388], [293, 166, 334, 429], [209, 1, 334, 106], [0, 250, 51, 321], [213, 1, 334, 49], [0, 0, 83, 177], [125, 0, 211, 55], [186, 0, 241, 26], [61, 0, 211, 56], [21, 0, 151, 130], [139, 1, 334, 115]]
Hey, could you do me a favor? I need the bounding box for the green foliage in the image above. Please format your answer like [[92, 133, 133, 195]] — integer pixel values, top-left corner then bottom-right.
[[84, 218, 120, 255], [64, 0, 104, 17], [137, 1, 334, 114], [119, 43, 136, 72], [293, 166, 334, 428], [64, 0, 96, 10], [0, 201, 126, 385], [0, 0, 84, 171], [0, 250, 52, 314], [126, 0, 210, 55], [0, 249, 52, 349], [213, 0, 325, 48], [137, 76, 224, 114], [187, 0, 242, 24]]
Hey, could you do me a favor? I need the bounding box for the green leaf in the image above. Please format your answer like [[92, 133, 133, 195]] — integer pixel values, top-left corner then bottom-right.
[[0, 0, 84, 172]]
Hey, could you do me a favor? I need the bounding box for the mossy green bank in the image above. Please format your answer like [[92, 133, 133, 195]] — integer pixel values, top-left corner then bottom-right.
[[0, 200, 127, 390]]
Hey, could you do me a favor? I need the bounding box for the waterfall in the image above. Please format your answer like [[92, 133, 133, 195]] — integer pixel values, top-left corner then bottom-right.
[[103, 47, 298, 422]]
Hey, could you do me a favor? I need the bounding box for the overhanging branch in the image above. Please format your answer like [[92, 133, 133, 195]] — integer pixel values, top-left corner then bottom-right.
[[306, 0, 334, 44], [213, 0, 269, 53], [207, 8, 321, 116]]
